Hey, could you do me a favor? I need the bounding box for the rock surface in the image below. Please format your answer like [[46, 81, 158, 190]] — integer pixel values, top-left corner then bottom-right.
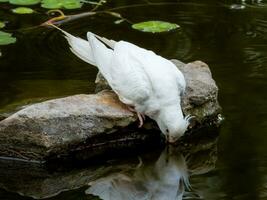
[[0, 60, 221, 161], [0, 91, 136, 161]]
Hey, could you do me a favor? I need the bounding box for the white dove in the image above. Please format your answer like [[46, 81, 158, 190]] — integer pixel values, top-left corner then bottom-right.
[[50, 24, 190, 143]]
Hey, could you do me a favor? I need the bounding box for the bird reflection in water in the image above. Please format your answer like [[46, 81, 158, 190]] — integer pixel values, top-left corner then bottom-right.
[[86, 146, 190, 200]]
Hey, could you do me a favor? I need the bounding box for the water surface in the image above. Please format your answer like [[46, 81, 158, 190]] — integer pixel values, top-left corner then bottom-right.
[[1, 0, 267, 199]]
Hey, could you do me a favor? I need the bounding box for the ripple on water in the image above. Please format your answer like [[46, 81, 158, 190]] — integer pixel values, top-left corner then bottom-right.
[[2, 2, 267, 199], [243, 46, 267, 78]]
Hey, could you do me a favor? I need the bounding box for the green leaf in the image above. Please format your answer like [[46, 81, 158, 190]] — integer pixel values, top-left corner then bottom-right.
[[0, 21, 5, 28], [62, 0, 81, 9], [0, 0, 9, 2], [41, 0, 81, 9], [12, 7, 34, 14], [0, 31, 16, 45], [132, 21, 180, 33], [41, 0, 61, 8], [9, 0, 40, 5]]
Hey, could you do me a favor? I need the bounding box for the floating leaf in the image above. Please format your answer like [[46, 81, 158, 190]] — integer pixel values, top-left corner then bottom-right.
[[41, 0, 62, 9], [41, 0, 81, 9], [9, 0, 40, 5], [0, 21, 5, 28], [62, 0, 81, 9], [0, 31, 16, 45], [132, 21, 180, 33], [12, 7, 34, 14]]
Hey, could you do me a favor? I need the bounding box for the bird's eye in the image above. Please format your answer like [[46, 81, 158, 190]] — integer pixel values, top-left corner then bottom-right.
[[166, 129, 169, 133]]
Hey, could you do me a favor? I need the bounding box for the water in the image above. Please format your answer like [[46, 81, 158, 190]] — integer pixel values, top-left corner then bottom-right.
[[1, 0, 267, 199]]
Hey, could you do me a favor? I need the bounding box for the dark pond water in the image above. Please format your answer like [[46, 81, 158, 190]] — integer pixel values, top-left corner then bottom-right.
[[1, 0, 267, 199]]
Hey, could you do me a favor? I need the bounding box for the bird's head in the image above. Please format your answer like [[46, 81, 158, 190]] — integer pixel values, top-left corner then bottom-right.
[[152, 105, 191, 143]]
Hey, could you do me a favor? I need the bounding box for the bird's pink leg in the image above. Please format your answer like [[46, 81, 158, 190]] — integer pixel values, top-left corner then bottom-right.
[[137, 112, 144, 128], [127, 106, 145, 128]]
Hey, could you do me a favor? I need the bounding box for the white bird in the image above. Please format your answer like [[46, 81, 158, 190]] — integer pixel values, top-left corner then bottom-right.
[[50, 24, 190, 143]]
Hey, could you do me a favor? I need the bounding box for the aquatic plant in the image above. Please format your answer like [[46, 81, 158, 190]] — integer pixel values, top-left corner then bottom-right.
[[132, 21, 180, 33], [0, 21, 5, 28], [0, 31, 16, 45], [12, 7, 34, 14], [9, 0, 40, 6], [41, 0, 82, 9]]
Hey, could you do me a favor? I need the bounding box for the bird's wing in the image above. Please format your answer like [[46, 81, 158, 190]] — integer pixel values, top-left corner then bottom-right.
[[112, 42, 155, 105], [94, 34, 117, 49], [174, 66, 186, 95], [109, 41, 186, 110], [86, 32, 115, 85], [89, 39, 153, 106]]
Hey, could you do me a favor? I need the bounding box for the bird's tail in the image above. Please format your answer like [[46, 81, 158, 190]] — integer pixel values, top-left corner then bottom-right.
[[86, 32, 114, 85], [49, 23, 97, 66], [50, 23, 118, 85]]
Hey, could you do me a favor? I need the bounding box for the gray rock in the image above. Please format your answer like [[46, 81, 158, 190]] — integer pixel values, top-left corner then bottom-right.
[[0, 91, 136, 161], [0, 60, 221, 161], [178, 60, 221, 123]]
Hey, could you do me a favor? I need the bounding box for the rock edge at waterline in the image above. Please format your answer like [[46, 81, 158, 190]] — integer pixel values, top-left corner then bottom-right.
[[0, 60, 222, 161]]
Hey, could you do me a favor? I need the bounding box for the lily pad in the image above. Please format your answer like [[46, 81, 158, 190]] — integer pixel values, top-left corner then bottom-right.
[[0, 31, 16, 45], [41, 0, 81, 9], [0, 21, 5, 28], [9, 0, 40, 5], [41, 0, 62, 9], [62, 0, 81, 9], [12, 7, 34, 14], [132, 21, 180, 33]]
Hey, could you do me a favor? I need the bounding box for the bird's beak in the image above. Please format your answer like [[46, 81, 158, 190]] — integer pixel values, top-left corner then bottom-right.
[[167, 136, 179, 144], [168, 139, 176, 144]]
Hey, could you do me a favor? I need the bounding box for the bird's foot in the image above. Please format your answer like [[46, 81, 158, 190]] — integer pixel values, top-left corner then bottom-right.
[[127, 106, 145, 128], [137, 112, 145, 128], [185, 115, 196, 129]]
